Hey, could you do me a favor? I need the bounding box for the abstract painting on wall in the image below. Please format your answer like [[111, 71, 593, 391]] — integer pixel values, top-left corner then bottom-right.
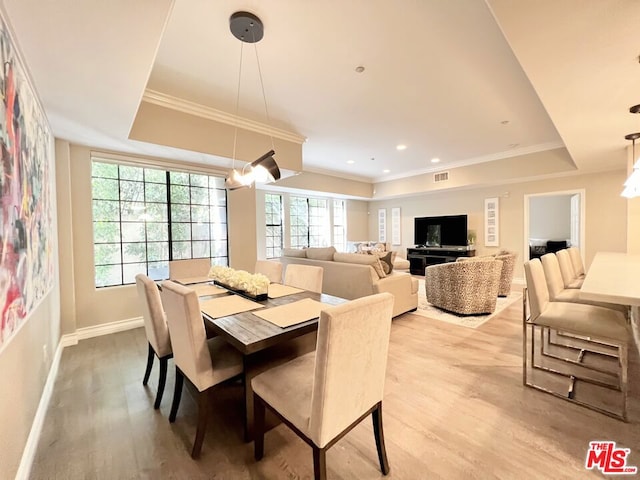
[[0, 13, 54, 351]]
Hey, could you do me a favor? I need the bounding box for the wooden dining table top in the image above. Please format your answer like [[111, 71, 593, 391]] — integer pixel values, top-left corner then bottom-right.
[[202, 290, 347, 355]]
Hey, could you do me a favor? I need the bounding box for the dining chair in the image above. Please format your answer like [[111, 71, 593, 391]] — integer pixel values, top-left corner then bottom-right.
[[252, 292, 395, 480], [135, 274, 172, 409], [567, 246, 586, 278], [284, 264, 324, 293], [160, 280, 244, 458], [255, 260, 283, 284], [169, 258, 211, 281], [540, 253, 627, 313], [523, 259, 630, 421], [555, 249, 583, 289]]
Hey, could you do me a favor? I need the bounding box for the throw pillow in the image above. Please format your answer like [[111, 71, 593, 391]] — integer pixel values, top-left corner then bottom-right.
[[378, 251, 394, 275], [333, 252, 386, 278]]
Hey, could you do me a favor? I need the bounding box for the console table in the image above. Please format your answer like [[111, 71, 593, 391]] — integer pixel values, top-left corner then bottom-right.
[[407, 246, 476, 275]]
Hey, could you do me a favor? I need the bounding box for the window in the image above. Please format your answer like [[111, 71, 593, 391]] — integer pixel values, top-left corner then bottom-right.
[[91, 161, 228, 287], [289, 196, 309, 249], [333, 199, 346, 251], [265, 193, 283, 258], [289, 196, 330, 248]]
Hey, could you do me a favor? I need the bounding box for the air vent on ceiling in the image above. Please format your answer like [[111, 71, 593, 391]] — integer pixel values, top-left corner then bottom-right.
[[434, 171, 449, 183]]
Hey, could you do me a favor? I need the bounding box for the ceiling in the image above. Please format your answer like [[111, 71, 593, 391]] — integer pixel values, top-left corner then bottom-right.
[[2, 0, 638, 185]]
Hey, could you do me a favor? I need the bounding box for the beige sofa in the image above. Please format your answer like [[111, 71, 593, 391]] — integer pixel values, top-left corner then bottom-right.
[[280, 247, 418, 318], [348, 241, 410, 271]]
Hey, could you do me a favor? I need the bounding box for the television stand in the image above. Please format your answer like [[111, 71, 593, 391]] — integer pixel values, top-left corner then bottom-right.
[[407, 246, 476, 275]]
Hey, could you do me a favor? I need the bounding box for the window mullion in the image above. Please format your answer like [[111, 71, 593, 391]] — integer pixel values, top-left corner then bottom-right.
[[166, 171, 173, 261]]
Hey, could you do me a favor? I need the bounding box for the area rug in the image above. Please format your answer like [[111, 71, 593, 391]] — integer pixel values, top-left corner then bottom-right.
[[414, 279, 522, 328]]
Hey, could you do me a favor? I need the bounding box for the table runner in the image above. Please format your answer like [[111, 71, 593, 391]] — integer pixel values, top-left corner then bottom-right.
[[253, 298, 323, 328], [201, 295, 264, 319], [267, 283, 304, 299]]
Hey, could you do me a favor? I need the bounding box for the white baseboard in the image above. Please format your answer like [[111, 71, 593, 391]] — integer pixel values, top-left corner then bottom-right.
[[15, 316, 143, 479], [15, 340, 64, 480], [76, 316, 143, 341], [512, 277, 525, 287]]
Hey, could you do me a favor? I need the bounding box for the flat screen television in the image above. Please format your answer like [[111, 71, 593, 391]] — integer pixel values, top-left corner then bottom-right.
[[414, 215, 468, 247]]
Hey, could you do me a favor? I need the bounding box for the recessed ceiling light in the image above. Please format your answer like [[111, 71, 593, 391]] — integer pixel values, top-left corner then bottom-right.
[[431, 158, 440, 163], [355, 66, 365, 73], [396, 144, 407, 151], [346, 160, 355, 164], [383, 169, 390, 173], [501, 120, 510, 125]]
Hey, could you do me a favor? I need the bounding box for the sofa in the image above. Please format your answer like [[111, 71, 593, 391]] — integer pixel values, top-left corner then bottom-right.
[[347, 240, 410, 271], [425, 258, 502, 315], [280, 247, 418, 318]]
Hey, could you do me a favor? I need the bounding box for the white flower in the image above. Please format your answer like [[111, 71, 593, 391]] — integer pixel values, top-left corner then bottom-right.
[[208, 266, 270, 295]]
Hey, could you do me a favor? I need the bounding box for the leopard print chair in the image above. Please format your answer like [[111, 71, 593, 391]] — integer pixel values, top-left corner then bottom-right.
[[425, 258, 503, 315], [458, 250, 517, 297], [494, 251, 517, 297]]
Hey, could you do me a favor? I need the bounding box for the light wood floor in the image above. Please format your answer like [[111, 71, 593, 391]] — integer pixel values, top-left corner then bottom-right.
[[32, 297, 640, 479]]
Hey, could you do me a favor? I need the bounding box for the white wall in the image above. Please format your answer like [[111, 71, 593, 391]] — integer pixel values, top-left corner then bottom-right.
[[368, 169, 627, 280], [529, 194, 572, 240]]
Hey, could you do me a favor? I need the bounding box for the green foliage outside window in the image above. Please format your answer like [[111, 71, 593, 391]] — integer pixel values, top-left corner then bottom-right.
[[91, 161, 228, 287]]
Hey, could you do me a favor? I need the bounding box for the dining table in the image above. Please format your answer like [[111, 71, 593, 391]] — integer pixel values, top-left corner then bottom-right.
[[199, 286, 347, 440], [580, 251, 640, 355]]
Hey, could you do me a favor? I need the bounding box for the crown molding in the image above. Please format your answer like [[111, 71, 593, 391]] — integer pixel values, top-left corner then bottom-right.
[[142, 89, 307, 145], [372, 141, 566, 183]]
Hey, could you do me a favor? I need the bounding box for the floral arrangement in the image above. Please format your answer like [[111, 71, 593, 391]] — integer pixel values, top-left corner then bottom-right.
[[208, 265, 270, 296]]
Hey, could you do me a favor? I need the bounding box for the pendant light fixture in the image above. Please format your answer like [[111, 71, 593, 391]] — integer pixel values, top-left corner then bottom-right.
[[622, 132, 640, 198], [225, 11, 281, 190]]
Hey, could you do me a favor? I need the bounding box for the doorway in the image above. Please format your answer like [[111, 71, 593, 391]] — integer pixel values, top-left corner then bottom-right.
[[523, 189, 585, 262]]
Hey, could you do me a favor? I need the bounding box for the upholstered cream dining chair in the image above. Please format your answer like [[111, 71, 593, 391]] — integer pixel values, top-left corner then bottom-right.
[[135, 274, 172, 409], [523, 259, 630, 421], [252, 292, 395, 480], [255, 260, 283, 284], [160, 280, 243, 458], [284, 264, 324, 293], [540, 253, 627, 313], [168, 258, 211, 282], [567, 246, 586, 278], [555, 249, 583, 289]]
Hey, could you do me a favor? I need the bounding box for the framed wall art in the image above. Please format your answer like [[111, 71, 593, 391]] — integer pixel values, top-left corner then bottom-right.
[[484, 197, 499, 247], [0, 12, 55, 352], [378, 209, 386, 243], [391, 207, 401, 245]]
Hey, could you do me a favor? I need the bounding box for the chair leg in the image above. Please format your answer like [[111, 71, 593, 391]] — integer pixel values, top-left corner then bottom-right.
[[169, 367, 184, 423], [620, 343, 629, 422], [312, 446, 327, 480], [253, 393, 265, 461], [372, 403, 390, 475], [191, 389, 211, 459], [154, 356, 169, 409], [143, 342, 154, 386]]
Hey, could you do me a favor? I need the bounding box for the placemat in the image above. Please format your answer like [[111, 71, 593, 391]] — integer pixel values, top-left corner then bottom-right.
[[190, 283, 228, 297], [200, 295, 264, 319], [268, 283, 304, 299], [253, 298, 323, 328], [174, 275, 211, 285]]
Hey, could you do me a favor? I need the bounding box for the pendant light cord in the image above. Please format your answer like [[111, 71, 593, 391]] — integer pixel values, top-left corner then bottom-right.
[[231, 41, 244, 169], [253, 36, 276, 152]]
